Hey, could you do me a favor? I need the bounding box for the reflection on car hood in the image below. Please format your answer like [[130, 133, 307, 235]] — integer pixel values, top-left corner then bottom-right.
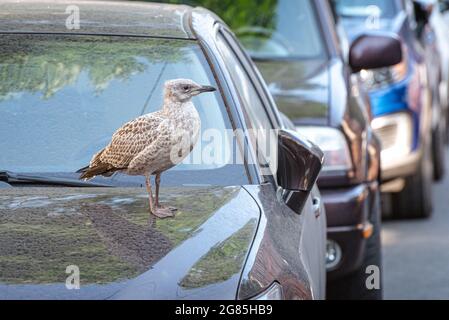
[[0, 186, 260, 300], [255, 59, 329, 125]]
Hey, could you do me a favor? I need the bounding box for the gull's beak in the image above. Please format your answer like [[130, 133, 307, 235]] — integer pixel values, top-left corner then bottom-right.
[[197, 85, 217, 93]]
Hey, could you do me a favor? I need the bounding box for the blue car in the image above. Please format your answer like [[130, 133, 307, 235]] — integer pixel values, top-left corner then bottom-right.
[[333, 0, 446, 219]]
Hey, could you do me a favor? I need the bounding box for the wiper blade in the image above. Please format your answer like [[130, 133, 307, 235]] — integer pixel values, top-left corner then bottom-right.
[[0, 171, 113, 188], [250, 55, 280, 62]]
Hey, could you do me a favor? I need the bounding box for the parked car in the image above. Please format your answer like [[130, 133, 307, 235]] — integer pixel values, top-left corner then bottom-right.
[[0, 0, 327, 300], [332, 0, 446, 219], [230, 0, 395, 299], [418, 0, 449, 143]]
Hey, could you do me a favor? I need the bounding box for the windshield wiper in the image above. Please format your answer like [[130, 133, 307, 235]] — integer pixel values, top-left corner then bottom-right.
[[0, 171, 113, 188], [250, 55, 285, 62]]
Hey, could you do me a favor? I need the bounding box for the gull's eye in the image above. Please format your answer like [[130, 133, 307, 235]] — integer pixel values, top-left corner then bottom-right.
[[183, 86, 190, 92]]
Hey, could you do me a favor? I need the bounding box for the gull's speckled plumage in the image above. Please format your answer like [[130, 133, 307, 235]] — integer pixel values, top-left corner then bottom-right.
[[78, 79, 216, 218]]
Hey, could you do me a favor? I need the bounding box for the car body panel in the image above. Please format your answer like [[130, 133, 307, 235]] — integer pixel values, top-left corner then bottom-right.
[[239, 184, 326, 300], [0, 0, 193, 39], [0, 186, 260, 299], [322, 181, 379, 279]]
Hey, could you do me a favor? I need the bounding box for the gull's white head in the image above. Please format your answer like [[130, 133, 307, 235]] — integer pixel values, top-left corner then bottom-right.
[[164, 79, 216, 103]]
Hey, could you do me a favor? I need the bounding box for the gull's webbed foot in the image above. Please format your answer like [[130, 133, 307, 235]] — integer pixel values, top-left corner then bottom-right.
[[150, 205, 177, 219]]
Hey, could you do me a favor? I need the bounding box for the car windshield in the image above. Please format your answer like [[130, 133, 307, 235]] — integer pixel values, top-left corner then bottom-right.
[[333, 0, 399, 19], [0, 34, 248, 187], [233, 0, 326, 59]]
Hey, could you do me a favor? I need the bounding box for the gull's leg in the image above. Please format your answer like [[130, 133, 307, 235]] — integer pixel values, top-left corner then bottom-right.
[[152, 173, 177, 219], [155, 173, 161, 208], [145, 174, 155, 213]]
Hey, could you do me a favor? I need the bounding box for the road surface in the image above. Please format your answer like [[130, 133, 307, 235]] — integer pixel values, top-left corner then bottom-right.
[[382, 150, 449, 299]]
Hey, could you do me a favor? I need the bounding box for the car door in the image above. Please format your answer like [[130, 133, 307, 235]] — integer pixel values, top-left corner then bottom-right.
[[214, 26, 327, 299]]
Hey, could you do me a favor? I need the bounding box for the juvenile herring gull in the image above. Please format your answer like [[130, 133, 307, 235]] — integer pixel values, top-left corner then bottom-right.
[[77, 79, 216, 218]]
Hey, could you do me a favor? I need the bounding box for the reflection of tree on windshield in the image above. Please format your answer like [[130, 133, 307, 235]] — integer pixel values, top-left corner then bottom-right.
[[0, 35, 185, 100]]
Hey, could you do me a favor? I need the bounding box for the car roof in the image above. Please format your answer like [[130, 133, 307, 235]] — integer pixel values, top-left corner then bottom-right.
[[0, 0, 207, 39]]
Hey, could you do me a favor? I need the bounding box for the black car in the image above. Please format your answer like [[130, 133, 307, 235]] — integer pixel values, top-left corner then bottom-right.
[[0, 1, 326, 300], [230, 0, 401, 299]]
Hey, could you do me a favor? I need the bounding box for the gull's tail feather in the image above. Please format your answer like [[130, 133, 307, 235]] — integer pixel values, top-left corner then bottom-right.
[[77, 163, 123, 180], [76, 166, 89, 174]]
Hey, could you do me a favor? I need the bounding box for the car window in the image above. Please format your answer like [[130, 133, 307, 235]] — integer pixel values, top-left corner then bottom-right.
[[232, 0, 326, 59], [216, 32, 277, 177], [333, 0, 399, 19], [0, 34, 249, 187], [223, 29, 282, 125], [157, 0, 325, 58], [216, 34, 274, 131]]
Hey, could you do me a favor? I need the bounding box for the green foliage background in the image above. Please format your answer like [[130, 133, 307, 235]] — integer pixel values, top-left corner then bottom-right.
[[135, 0, 277, 30]]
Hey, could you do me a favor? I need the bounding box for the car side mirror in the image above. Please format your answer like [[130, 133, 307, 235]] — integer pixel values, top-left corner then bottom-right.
[[277, 129, 324, 214], [349, 33, 403, 73]]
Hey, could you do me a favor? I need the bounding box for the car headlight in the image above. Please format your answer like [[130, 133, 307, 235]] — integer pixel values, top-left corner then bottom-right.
[[251, 282, 283, 300], [297, 126, 352, 173], [371, 112, 413, 164], [359, 49, 408, 91]]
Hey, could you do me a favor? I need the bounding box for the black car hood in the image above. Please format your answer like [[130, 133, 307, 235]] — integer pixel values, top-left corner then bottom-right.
[[0, 186, 260, 300], [255, 59, 330, 126]]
